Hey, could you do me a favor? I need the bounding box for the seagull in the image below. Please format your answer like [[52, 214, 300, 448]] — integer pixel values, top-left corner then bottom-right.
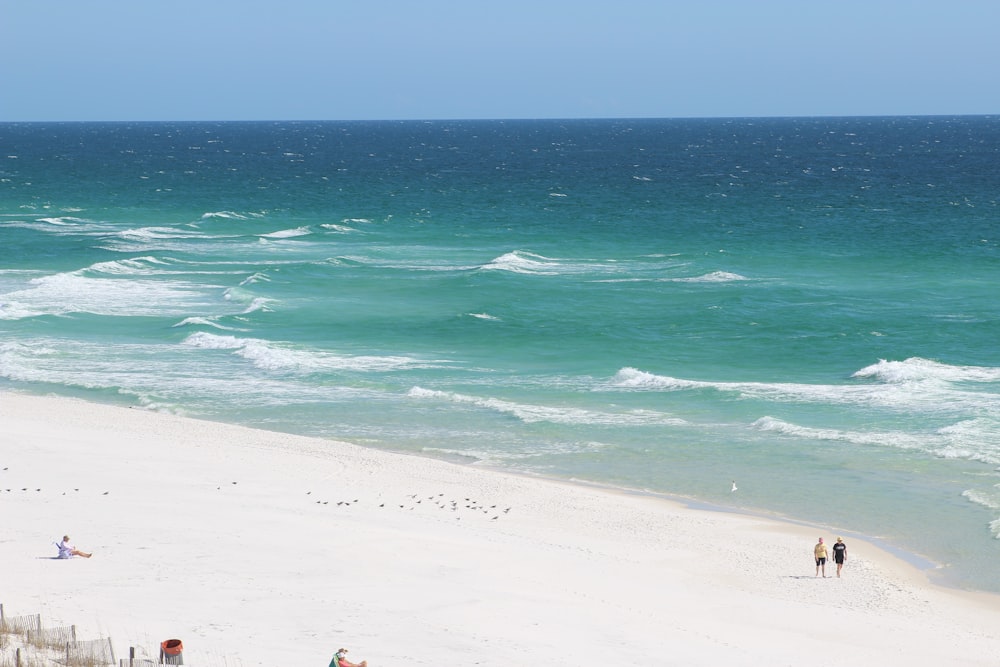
[[730, 480, 738, 493]]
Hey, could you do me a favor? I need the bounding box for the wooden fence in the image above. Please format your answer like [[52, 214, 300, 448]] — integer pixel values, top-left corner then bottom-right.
[[0, 607, 40, 635], [2, 602, 246, 666]]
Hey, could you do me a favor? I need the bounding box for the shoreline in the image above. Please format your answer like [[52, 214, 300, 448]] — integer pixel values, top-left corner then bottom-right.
[[12, 388, 953, 582], [3, 391, 1000, 665], [20, 389, 957, 582]]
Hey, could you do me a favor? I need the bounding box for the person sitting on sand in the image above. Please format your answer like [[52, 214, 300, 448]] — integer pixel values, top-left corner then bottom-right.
[[331, 647, 368, 667], [57, 535, 92, 559]]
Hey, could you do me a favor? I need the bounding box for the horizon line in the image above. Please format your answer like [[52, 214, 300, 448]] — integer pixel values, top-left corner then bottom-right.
[[2, 113, 997, 124]]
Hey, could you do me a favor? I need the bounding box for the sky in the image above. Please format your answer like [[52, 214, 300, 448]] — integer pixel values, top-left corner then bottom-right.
[[2, 0, 998, 121]]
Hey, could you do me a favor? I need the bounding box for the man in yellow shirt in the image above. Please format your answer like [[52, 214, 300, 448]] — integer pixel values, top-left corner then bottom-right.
[[814, 537, 828, 578]]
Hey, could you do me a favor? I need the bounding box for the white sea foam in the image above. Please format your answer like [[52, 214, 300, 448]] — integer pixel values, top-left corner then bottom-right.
[[670, 271, 748, 283], [961, 489, 1000, 538], [852, 357, 1000, 384], [222, 288, 275, 314], [407, 386, 685, 426], [238, 272, 271, 286], [117, 227, 206, 241], [610, 368, 713, 391], [0, 341, 57, 381], [0, 301, 46, 320], [37, 216, 86, 226], [200, 211, 263, 220], [1, 272, 223, 318], [751, 416, 1000, 465], [481, 251, 561, 275], [479, 250, 630, 277], [243, 298, 273, 314], [259, 227, 312, 239], [961, 488, 1000, 511], [752, 416, 925, 450], [469, 313, 501, 321], [420, 438, 609, 464], [0, 338, 369, 408], [172, 317, 242, 331], [183, 332, 439, 373], [611, 365, 1000, 416], [87, 256, 171, 275]]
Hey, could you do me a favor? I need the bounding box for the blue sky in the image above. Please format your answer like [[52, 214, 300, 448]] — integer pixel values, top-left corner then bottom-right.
[[2, 1, 997, 121]]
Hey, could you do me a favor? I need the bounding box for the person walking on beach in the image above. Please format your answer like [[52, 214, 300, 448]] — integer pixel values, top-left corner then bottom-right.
[[57, 535, 92, 559], [814, 537, 827, 577], [832, 537, 847, 577]]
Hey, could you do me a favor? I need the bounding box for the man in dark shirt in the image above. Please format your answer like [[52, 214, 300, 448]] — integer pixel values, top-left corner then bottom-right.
[[832, 537, 847, 577]]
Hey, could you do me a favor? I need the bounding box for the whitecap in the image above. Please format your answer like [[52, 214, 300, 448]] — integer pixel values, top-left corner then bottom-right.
[[610, 366, 1000, 419], [223, 288, 275, 314], [241, 298, 272, 314], [469, 313, 500, 321], [172, 317, 241, 331], [117, 227, 206, 241], [37, 216, 86, 226], [258, 227, 311, 239], [201, 211, 251, 220], [87, 256, 170, 275], [0, 300, 46, 320], [238, 272, 271, 286], [752, 416, 1000, 465], [183, 332, 441, 373], [852, 358, 1000, 384], [961, 488, 1000, 511], [610, 367, 711, 391], [480, 251, 561, 275], [751, 416, 923, 449], [670, 271, 748, 283], [407, 386, 684, 426], [2, 272, 223, 318]]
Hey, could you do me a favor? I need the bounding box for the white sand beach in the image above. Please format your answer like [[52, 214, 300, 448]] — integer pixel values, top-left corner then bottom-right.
[[2, 392, 1000, 666]]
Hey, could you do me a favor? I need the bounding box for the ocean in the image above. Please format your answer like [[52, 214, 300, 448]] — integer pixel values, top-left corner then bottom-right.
[[2, 117, 999, 592]]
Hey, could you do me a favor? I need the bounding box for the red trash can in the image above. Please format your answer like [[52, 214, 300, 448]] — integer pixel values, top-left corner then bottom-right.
[[160, 639, 183, 665]]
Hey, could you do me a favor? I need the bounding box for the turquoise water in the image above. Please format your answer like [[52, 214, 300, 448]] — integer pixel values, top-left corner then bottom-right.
[[2, 117, 1000, 591]]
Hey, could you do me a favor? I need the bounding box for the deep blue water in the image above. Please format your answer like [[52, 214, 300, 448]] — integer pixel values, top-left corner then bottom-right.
[[2, 117, 1000, 591]]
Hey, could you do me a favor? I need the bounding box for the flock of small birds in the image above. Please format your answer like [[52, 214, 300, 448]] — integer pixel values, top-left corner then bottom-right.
[[210, 479, 513, 521], [2, 466, 512, 522], [299, 490, 513, 521], [0, 467, 111, 496]]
